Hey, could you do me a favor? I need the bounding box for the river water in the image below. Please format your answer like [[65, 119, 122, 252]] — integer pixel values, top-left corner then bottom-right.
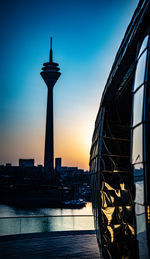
[[0, 203, 94, 236], [0, 202, 93, 217]]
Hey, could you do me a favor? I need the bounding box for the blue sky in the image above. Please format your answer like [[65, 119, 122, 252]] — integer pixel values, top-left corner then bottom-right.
[[0, 0, 138, 169]]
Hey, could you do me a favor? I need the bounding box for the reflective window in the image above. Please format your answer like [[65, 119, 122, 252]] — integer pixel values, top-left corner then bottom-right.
[[133, 163, 144, 177], [133, 163, 144, 204], [138, 35, 149, 58], [132, 85, 144, 126], [132, 125, 143, 164], [133, 51, 147, 91], [135, 204, 149, 258]]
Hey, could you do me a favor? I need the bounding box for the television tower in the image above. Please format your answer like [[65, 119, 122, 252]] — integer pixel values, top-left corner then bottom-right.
[[41, 38, 61, 176]]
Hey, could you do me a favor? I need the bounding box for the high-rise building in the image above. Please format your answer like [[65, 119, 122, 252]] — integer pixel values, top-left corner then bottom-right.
[[90, 1, 150, 258], [41, 38, 61, 176]]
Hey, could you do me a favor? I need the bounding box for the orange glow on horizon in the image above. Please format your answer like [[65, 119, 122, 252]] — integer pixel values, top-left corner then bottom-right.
[[1, 119, 93, 171], [54, 121, 93, 171]]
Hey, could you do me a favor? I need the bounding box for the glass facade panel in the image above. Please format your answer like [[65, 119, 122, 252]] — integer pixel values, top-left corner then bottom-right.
[[90, 5, 150, 257], [132, 125, 143, 164], [138, 35, 149, 57], [133, 51, 147, 91], [133, 163, 144, 204], [132, 85, 144, 126], [135, 204, 150, 258]]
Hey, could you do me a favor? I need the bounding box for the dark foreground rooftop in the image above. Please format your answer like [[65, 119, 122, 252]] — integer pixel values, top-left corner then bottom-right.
[[0, 230, 101, 258]]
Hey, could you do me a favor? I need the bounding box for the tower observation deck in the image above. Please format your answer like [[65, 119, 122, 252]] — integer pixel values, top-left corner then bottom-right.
[[41, 38, 61, 176]]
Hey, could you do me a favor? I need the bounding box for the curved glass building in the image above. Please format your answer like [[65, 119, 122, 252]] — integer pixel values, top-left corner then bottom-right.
[[90, 1, 150, 258]]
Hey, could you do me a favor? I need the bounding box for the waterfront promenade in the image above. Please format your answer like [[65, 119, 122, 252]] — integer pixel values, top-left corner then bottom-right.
[[0, 230, 101, 258]]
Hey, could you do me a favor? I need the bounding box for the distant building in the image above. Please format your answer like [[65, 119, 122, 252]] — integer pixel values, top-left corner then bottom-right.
[[55, 158, 62, 170], [19, 159, 34, 167], [55, 158, 89, 183], [0, 160, 44, 189], [6, 163, 12, 167]]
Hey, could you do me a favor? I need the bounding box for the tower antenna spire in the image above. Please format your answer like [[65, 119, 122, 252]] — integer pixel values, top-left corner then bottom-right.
[[50, 37, 53, 62], [41, 38, 61, 177]]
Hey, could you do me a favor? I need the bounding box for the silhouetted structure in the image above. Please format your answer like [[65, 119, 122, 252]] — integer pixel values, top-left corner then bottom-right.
[[41, 38, 61, 176], [19, 159, 34, 167], [90, 1, 150, 258], [0, 159, 90, 207], [55, 158, 62, 170]]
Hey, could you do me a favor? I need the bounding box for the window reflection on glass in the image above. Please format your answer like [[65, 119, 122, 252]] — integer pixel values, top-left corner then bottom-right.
[[135, 204, 147, 234], [133, 163, 144, 177], [133, 51, 147, 91], [135, 204, 149, 258], [132, 125, 143, 164], [138, 35, 149, 58], [133, 163, 144, 204], [132, 86, 144, 126]]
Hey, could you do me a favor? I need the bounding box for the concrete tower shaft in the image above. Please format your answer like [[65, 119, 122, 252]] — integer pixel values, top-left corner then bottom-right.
[[40, 38, 61, 176]]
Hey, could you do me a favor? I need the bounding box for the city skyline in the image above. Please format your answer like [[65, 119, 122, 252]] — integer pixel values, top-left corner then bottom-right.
[[0, 0, 138, 170]]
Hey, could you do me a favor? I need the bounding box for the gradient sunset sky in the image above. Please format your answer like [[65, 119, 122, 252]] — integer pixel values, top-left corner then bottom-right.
[[0, 0, 138, 170]]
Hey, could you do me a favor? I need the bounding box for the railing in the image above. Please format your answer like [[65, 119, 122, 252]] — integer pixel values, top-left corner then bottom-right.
[[0, 215, 94, 236]]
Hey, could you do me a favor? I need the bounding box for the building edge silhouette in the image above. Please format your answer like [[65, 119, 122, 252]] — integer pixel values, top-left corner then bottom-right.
[[90, 0, 150, 258]]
